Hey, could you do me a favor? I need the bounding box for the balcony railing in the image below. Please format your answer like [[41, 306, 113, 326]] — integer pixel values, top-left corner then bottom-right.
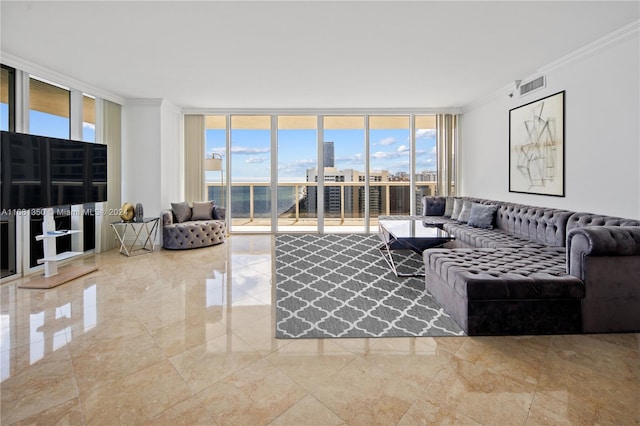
[[206, 181, 438, 229]]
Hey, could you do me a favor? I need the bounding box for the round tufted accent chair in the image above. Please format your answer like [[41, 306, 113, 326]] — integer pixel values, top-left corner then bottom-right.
[[161, 205, 226, 250]]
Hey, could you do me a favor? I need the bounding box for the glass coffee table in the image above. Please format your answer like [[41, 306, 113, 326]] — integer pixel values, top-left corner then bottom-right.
[[378, 219, 455, 277]]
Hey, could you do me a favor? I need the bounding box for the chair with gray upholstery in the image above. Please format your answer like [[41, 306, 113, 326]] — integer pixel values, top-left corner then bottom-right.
[[162, 201, 227, 249]]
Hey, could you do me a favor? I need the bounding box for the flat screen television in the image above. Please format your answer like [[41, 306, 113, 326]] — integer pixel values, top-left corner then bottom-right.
[[0, 131, 107, 211]]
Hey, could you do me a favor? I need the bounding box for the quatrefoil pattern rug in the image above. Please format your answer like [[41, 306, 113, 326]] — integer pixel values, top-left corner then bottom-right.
[[275, 233, 464, 338]]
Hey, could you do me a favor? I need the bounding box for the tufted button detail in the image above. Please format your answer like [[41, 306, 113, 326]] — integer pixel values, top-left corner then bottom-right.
[[162, 217, 227, 250]]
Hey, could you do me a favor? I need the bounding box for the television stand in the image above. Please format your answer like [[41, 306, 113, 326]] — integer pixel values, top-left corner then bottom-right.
[[18, 208, 98, 289]]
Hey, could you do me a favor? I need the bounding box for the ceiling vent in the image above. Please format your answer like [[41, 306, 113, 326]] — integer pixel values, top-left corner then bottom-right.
[[519, 75, 545, 97]]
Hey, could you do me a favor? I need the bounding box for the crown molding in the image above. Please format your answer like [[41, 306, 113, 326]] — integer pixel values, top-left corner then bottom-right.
[[180, 107, 463, 115], [462, 19, 639, 114], [538, 19, 639, 75], [461, 84, 513, 114], [0, 50, 126, 105], [125, 98, 164, 106]]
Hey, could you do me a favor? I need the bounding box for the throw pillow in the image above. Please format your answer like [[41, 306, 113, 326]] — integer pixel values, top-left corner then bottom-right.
[[468, 203, 498, 229], [457, 200, 474, 223], [444, 197, 455, 217], [450, 198, 464, 220], [213, 206, 226, 220], [171, 202, 192, 223], [191, 201, 214, 220]]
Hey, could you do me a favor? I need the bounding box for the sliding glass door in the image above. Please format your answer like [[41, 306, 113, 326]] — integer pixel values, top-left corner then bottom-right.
[[368, 116, 411, 224], [415, 115, 437, 214], [323, 116, 366, 233], [277, 116, 317, 232], [206, 113, 447, 233], [230, 116, 271, 232]]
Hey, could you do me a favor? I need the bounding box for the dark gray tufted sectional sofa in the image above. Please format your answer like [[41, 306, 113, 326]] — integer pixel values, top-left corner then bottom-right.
[[420, 196, 640, 335], [161, 206, 226, 250]]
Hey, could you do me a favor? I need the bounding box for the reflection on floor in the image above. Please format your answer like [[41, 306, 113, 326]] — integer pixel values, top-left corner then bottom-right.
[[1, 235, 638, 425]]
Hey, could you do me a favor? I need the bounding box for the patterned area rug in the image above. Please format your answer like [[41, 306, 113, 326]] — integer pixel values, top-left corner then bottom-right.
[[275, 233, 464, 338]]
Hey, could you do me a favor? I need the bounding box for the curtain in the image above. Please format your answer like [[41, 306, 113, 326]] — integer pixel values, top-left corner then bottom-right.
[[184, 115, 205, 203], [436, 114, 458, 196], [100, 100, 122, 252]]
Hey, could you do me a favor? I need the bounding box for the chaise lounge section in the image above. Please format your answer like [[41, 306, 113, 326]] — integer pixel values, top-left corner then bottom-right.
[[420, 196, 640, 335]]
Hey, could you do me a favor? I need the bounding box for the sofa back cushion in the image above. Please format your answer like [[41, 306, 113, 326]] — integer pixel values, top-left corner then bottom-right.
[[192, 201, 214, 220], [495, 204, 572, 247], [171, 202, 192, 223], [450, 198, 464, 220], [457, 200, 474, 223], [467, 203, 498, 229], [422, 196, 446, 216]]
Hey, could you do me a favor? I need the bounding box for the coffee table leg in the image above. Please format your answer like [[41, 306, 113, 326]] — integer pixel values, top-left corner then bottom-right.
[[378, 237, 425, 278]]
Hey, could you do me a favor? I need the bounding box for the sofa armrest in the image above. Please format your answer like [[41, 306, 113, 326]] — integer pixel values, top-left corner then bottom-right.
[[161, 210, 174, 227], [567, 226, 640, 277]]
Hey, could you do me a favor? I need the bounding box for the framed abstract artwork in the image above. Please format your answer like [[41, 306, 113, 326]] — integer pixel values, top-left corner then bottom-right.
[[509, 90, 565, 197]]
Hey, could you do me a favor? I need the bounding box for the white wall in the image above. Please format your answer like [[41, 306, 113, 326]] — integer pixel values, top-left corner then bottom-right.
[[122, 99, 183, 220], [460, 30, 639, 219]]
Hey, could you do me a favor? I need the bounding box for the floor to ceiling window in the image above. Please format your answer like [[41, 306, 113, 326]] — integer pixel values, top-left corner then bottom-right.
[[277, 115, 317, 232], [230, 115, 271, 232], [1, 64, 116, 282], [415, 115, 437, 214], [1, 65, 16, 279], [368, 116, 411, 220], [323, 116, 366, 232], [28, 77, 72, 267], [204, 113, 450, 233]]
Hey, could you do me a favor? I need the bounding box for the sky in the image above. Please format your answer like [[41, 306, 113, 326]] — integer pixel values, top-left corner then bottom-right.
[[1, 106, 436, 184], [206, 125, 436, 182], [1, 106, 95, 142]]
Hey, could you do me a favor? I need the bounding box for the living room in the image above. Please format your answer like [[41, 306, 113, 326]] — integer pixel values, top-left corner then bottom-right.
[[1, 1, 639, 424]]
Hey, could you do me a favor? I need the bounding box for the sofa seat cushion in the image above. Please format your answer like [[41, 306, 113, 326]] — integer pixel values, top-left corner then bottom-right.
[[163, 220, 226, 249], [424, 248, 584, 301]]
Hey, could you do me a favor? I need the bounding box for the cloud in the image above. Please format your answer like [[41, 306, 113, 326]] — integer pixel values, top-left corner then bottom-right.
[[377, 137, 396, 146], [371, 151, 402, 160], [83, 122, 95, 130], [336, 153, 364, 165], [278, 159, 317, 175], [397, 145, 410, 153], [232, 146, 270, 155], [246, 157, 266, 164], [416, 129, 436, 139]]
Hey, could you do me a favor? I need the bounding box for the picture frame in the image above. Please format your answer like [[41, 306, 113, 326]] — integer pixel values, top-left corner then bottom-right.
[[509, 90, 565, 197]]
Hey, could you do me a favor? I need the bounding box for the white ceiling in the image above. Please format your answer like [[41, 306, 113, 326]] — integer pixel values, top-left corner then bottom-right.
[[1, 1, 638, 110]]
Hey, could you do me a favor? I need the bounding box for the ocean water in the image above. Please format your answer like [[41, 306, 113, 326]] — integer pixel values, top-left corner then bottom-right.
[[208, 186, 299, 217], [208, 185, 422, 217]]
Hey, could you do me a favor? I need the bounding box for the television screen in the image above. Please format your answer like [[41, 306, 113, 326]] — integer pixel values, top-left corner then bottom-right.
[[49, 138, 87, 206], [0, 131, 48, 210], [0, 131, 108, 210]]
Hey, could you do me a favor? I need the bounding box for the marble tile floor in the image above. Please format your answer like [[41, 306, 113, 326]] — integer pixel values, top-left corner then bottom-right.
[[1, 234, 639, 425]]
